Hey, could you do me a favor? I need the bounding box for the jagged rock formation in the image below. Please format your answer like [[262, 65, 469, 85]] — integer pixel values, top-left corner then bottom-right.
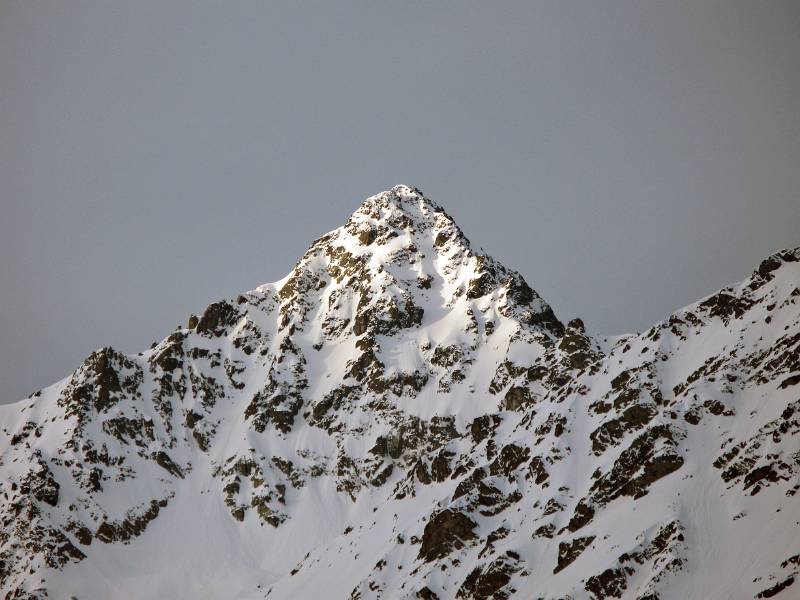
[[1, 186, 798, 600]]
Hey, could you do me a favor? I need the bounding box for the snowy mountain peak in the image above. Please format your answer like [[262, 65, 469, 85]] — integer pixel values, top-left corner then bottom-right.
[[351, 184, 442, 225], [266, 186, 562, 348], [1, 188, 799, 600], [326, 184, 468, 266], [337, 184, 470, 269], [348, 184, 456, 230]]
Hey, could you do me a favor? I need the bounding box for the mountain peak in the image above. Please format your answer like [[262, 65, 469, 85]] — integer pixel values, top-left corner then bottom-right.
[[354, 184, 437, 221], [343, 184, 463, 250], [271, 187, 563, 343], [2, 188, 798, 600]]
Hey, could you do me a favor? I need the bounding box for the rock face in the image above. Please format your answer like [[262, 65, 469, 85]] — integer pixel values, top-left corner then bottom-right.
[[1, 185, 799, 600]]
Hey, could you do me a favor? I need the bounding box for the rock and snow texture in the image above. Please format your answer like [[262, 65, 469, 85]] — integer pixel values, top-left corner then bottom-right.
[[1, 185, 799, 600]]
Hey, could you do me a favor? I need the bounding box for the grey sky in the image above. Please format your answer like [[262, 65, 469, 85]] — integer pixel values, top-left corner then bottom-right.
[[1, 1, 798, 403]]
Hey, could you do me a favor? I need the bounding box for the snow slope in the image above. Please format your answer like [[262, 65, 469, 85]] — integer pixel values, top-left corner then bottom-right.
[[1, 186, 798, 600]]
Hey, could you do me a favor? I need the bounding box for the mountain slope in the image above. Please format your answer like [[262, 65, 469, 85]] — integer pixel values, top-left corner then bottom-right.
[[1, 186, 798, 600]]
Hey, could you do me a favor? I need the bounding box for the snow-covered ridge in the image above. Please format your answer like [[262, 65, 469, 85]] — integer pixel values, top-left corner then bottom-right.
[[1, 187, 798, 600]]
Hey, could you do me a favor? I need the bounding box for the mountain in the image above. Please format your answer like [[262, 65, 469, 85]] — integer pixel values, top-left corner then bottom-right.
[[1, 185, 799, 600]]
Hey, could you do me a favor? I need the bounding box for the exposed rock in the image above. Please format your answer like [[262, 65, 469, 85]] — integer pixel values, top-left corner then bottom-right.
[[418, 509, 478, 562], [554, 536, 595, 573]]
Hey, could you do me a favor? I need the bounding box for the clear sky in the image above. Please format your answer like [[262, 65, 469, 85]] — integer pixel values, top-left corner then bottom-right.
[[1, 1, 798, 403]]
